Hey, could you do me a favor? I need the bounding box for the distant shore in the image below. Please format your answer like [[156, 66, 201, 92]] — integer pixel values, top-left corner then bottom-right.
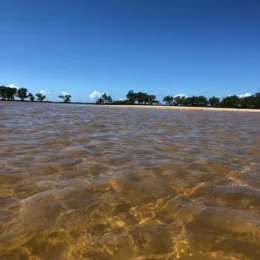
[[94, 104, 260, 112], [1, 100, 260, 112]]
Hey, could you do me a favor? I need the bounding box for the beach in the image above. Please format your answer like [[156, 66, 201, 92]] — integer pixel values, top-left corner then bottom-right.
[[94, 104, 260, 112]]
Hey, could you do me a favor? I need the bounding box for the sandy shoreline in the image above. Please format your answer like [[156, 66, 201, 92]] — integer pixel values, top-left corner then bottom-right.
[[2, 101, 259, 112], [96, 104, 260, 112]]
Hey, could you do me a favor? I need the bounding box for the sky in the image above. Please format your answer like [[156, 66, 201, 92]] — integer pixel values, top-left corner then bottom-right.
[[0, 0, 259, 102]]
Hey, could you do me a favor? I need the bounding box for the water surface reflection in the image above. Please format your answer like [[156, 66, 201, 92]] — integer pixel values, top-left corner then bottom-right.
[[1, 102, 260, 259]]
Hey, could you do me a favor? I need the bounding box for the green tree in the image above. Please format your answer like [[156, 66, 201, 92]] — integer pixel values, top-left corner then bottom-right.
[[35, 93, 46, 101], [183, 95, 208, 106], [106, 95, 113, 104], [6, 86, 17, 100], [242, 92, 260, 108], [208, 96, 220, 107], [254, 92, 260, 108], [96, 97, 104, 104], [17, 88, 28, 101], [0, 86, 17, 100], [136, 92, 145, 104], [59, 94, 71, 103], [0, 85, 7, 100], [196, 96, 208, 106], [125, 91, 158, 105], [174, 95, 186, 106], [126, 90, 136, 104], [242, 95, 252, 108], [220, 95, 242, 108], [148, 94, 159, 105], [185, 96, 195, 106], [96, 93, 113, 104], [28, 93, 35, 102], [163, 95, 174, 105]]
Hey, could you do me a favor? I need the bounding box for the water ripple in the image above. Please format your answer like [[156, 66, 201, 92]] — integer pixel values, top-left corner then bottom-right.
[[0, 102, 260, 259]]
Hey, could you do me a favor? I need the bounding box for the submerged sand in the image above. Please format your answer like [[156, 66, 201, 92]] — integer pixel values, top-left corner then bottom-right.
[[1, 102, 260, 259]]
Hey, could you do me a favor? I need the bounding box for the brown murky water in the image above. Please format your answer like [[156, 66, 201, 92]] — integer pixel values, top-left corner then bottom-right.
[[1, 102, 260, 260]]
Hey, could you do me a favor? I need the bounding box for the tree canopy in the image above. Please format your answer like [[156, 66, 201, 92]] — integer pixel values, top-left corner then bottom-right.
[[220, 95, 242, 108], [17, 88, 28, 101], [59, 94, 71, 103], [35, 93, 46, 101], [96, 93, 113, 104], [28, 93, 35, 102], [163, 95, 174, 105], [208, 96, 220, 107], [124, 90, 159, 105], [0, 85, 17, 100]]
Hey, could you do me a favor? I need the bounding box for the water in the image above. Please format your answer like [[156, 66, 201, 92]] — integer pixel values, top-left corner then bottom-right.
[[1, 102, 260, 260]]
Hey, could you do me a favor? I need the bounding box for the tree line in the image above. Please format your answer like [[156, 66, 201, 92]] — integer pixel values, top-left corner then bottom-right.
[[96, 91, 159, 105], [1, 85, 259, 108], [0, 85, 71, 102], [162, 93, 260, 108], [97, 90, 260, 108]]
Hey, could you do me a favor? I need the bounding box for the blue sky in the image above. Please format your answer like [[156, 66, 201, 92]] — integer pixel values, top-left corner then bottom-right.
[[1, 0, 259, 102]]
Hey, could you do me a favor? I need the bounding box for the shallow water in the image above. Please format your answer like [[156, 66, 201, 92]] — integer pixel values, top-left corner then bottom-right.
[[0, 102, 260, 260]]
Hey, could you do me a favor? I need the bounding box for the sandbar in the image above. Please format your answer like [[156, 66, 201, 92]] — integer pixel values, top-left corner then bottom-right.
[[94, 105, 260, 112]]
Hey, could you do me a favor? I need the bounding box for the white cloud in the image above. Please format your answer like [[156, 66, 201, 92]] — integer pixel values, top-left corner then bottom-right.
[[61, 91, 69, 96], [174, 94, 188, 98], [39, 90, 50, 95], [89, 90, 103, 100], [238, 93, 252, 98], [9, 84, 20, 89]]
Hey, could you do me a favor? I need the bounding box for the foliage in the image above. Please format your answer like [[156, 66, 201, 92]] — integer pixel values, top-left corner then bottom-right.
[[126, 90, 135, 104], [35, 93, 46, 101], [96, 93, 113, 104], [208, 96, 220, 107], [184, 96, 208, 106], [28, 93, 35, 101], [125, 90, 159, 105], [174, 95, 186, 106], [253, 92, 260, 108], [220, 95, 241, 108], [0, 85, 7, 100], [163, 95, 174, 105], [59, 94, 71, 103], [241, 92, 260, 108], [0, 85, 17, 100], [17, 88, 28, 101]]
